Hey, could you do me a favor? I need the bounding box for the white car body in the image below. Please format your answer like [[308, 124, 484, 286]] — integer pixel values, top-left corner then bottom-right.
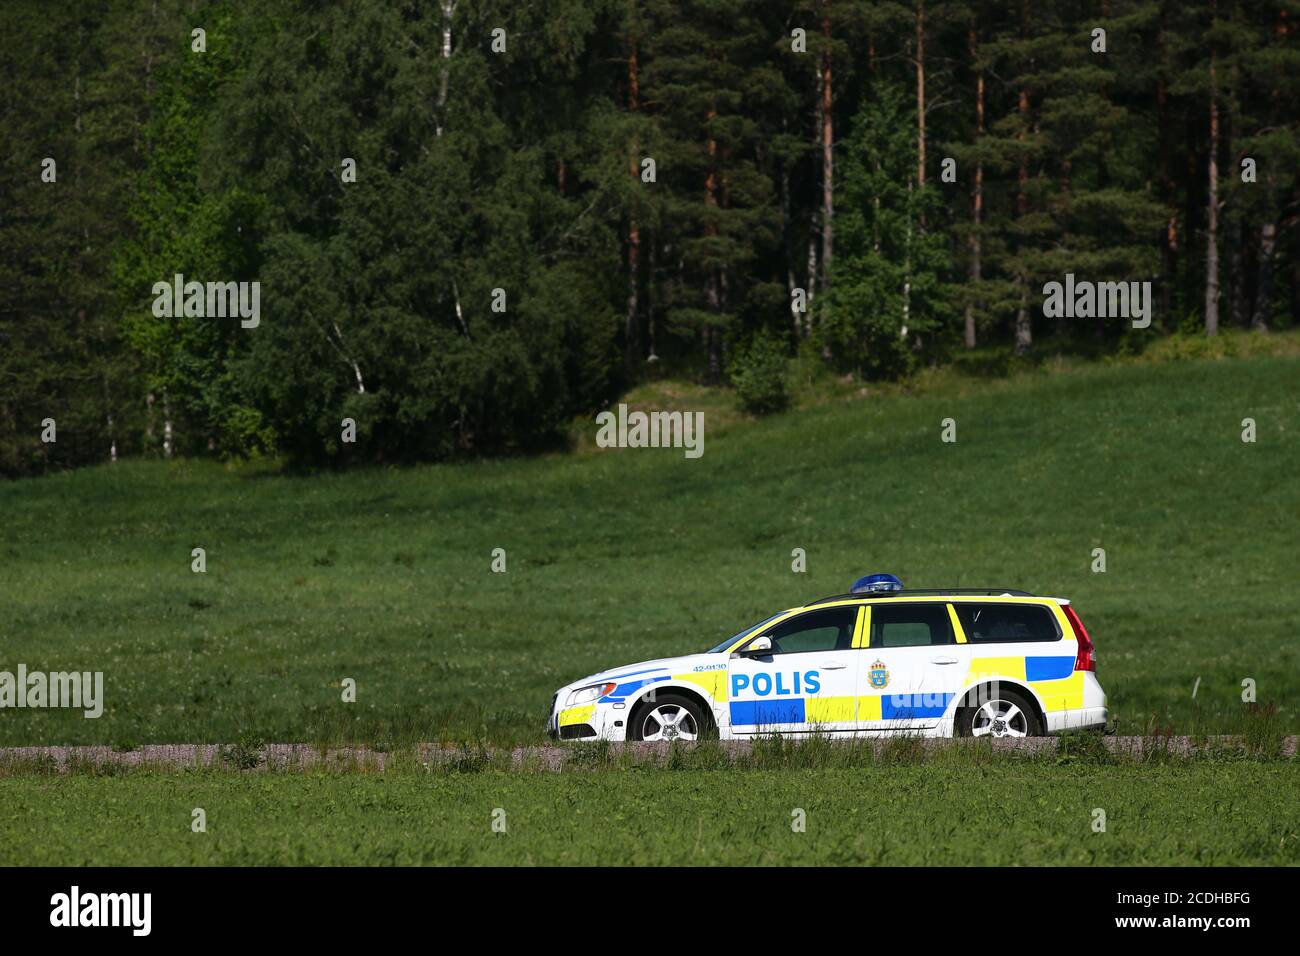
[[548, 593, 1108, 741]]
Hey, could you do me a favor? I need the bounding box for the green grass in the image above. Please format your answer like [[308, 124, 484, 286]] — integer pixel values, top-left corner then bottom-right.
[[1, 336, 1297, 746], [1, 753, 1296, 865]]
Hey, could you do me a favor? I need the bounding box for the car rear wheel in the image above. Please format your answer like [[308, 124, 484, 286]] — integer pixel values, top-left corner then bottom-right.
[[630, 693, 706, 742], [958, 689, 1042, 738]]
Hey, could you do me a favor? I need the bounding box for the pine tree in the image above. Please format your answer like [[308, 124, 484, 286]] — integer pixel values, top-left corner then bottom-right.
[[641, 0, 783, 382], [826, 82, 949, 377]]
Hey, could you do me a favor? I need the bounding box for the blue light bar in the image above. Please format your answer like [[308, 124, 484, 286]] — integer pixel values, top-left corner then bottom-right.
[[851, 573, 904, 594]]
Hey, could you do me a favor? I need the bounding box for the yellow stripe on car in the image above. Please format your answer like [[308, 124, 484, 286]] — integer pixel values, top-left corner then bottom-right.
[[805, 696, 856, 722], [948, 603, 968, 644], [856, 695, 883, 721], [964, 655, 1083, 712], [558, 704, 595, 727], [851, 605, 871, 648], [674, 671, 729, 701], [1030, 671, 1085, 711], [968, 656, 1027, 681]]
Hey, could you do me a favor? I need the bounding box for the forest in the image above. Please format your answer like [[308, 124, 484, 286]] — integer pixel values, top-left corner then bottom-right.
[[2, 0, 1297, 475]]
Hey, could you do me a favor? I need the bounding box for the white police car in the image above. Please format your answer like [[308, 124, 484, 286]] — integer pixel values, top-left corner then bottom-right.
[[548, 574, 1107, 741]]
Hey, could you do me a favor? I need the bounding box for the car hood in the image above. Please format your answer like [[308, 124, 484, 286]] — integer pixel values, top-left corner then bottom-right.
[[561, 653, 725, 695]]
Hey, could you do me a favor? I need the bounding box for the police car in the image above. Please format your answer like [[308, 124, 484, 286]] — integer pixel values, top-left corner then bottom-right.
[[547, 574, 1107, 742]]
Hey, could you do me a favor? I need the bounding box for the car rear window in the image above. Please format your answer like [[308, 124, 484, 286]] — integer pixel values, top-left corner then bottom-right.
[[953, 603, 1060, 644], [871, 603, 954, 647]]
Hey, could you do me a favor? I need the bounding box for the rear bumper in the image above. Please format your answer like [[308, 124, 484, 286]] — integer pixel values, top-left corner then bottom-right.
[[1047, 706, 1109, 733]]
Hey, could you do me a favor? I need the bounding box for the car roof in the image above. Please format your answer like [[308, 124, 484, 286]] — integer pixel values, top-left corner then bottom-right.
[[803, 588, 1056, 608]]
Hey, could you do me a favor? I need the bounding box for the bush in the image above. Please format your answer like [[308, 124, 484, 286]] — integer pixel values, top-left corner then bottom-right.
[[729, 332, 791, 415], [220, 731, 266, 770]]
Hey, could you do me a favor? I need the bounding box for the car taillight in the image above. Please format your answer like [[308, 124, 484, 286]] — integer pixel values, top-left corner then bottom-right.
[[1063, 604, 1096, 672]]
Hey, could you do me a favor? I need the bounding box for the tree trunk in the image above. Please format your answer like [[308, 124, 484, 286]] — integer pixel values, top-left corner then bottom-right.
[[330, 320, 366, 393], [902, 183, 912, 338], [1228, 220, 1249, 327], [1205, 36, 1220, 336], [162, 390, 173, 459], [782, 161, 801, 337], [916, 1, 926, 192], [435, 1, 467, 337], [102, 375, 115, 464], [626, 23, 640, 368], [965, 25, 982, 350], [820, 8, 833, 297], [1156, 10, 1174, 326], [647, 239, 658, 361], [1252, 222, 1277, 330], [805, 225, 818, 337], [626, 225, 640, 366], [809, 58, 822, 334], [704, 98, 722, 384], [1015, 287, 1031, 356], [435, 0, 455, 138], [1014, 84, 1032, 355]]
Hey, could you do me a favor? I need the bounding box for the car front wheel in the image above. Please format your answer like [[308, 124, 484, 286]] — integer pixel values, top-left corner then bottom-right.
[[630, 693, 707, 742]]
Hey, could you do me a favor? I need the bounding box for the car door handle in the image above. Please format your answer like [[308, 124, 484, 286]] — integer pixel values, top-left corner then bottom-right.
[[930, 656, 959, 665], [822, 660, 848, 670]]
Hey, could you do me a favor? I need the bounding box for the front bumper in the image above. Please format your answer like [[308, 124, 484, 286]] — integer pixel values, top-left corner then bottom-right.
[[546, 693, 559, 739], [547, 694, 629, 742]]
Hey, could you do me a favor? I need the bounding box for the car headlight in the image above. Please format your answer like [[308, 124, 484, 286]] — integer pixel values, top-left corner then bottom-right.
[[566, 682, 616, 706]]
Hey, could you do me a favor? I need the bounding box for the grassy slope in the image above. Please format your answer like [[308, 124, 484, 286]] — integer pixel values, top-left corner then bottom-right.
[[1, 758, 1296, 865], [1, 345, 1297, 746]]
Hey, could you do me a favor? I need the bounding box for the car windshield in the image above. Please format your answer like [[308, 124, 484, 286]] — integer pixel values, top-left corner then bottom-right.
[[705, 613, 783, 653]]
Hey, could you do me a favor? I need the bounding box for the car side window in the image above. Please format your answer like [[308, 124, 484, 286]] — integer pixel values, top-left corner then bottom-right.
[[871, 603, 954, 647], [954, 603, 1060, 643], [762, 607, 857, 654]]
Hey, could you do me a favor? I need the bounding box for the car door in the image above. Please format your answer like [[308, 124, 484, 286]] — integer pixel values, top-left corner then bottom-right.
[[858, 601, 969, 732], [727, 605, 863, 735]]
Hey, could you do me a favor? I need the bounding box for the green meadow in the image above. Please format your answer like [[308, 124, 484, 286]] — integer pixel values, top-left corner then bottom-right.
[[0, 748, 1296, 865], [1, 337, 1297, 747]]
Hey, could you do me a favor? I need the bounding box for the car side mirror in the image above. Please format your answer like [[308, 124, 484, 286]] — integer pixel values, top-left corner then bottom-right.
[[732, 635, 773, 658]]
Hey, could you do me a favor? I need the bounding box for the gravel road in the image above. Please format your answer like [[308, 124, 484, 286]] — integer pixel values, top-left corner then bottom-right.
[[0, 735, 1293, 772]]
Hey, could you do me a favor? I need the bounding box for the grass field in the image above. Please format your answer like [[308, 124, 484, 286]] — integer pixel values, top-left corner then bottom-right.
[[2, 334, 1297, 747], [1, 744, 1296, 865]]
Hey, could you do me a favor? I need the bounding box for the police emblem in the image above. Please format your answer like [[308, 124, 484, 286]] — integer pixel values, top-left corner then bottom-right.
[[869, 660, 889, 689]]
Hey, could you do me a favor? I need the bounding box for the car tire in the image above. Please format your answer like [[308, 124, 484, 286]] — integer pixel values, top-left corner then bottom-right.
[[629, 692, 710, 742], [957, 687, 1043, 738]]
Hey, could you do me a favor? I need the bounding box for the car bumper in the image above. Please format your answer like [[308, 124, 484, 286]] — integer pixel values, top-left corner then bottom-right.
[[546, 694, 559, 739], [1047, 706, 1109, 733], [547, 696, 629, 742]]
